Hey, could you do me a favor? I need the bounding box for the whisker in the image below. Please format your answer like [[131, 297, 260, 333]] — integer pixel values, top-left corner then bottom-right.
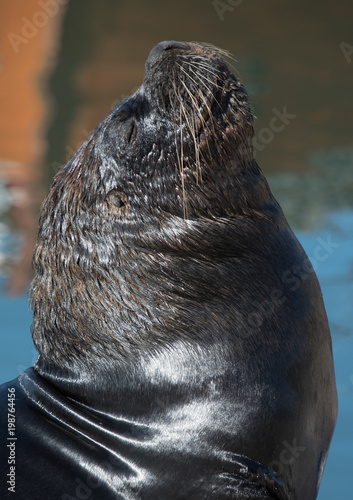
[[192, 41, 234, 60], [185, 68, 219, 135], [184, 55, 219, 69], [172, 79, 188, 219], [178, 80, 203, 183], [178, 66, 216, 154], [183, 60, 220, 83]]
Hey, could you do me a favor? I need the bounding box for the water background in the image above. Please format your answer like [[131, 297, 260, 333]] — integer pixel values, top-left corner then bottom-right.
[[1, 1, 352, 498]]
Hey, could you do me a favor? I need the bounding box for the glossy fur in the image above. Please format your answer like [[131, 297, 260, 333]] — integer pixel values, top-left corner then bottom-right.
[[0, 41, 337, 499]]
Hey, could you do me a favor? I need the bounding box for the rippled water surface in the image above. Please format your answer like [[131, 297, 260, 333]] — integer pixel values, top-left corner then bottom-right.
[[1, 1, 352, 498]]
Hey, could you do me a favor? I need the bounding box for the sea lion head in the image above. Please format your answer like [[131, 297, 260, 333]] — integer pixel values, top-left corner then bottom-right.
[[98, 40, 258, 220], [30, 41, 278, 371]]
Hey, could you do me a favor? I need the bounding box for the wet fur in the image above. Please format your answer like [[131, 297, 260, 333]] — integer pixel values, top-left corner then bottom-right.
[[31, 43, 272, 367], [25, 41, 337, 499]]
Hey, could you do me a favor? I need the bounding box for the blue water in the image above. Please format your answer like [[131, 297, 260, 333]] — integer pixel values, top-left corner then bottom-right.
[[297, 210, 353, 500], [0, 285, 36, 380], [0, 207, 352, 499]]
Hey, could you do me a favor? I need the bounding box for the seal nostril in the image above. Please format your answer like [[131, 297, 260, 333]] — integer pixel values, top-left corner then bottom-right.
[[159, 40, 190, 52]]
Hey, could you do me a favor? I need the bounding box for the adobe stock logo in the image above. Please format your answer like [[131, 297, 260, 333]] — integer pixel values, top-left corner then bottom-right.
[[253, 107, 297, 157], [269, 439, 306, 475], [340, 42, 353, 64], [212, 0, 245, 22], [7, 0, 68, 54]]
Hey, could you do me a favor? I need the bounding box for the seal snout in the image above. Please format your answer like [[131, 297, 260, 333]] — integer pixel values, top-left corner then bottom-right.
[[153, 40, 190, 53], [146, 40, 190, 68], [141, 39, 252, 156]]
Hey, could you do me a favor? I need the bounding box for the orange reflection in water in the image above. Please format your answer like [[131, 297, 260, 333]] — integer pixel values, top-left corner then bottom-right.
[[0, 0, 66, 295]]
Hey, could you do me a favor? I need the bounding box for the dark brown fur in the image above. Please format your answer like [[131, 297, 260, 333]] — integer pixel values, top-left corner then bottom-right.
[[30, 42, 276, 368], [7, 41, 336, 499]]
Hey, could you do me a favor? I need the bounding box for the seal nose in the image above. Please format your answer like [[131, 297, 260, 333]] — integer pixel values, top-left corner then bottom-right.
[[145, 40, 190, 69], [153, 40, 190, 53]]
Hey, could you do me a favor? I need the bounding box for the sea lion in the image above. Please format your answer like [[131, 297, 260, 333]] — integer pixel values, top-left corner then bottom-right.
[[0, 40, 337, 500]]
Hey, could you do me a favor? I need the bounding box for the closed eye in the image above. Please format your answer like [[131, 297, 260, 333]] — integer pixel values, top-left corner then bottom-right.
[[127, 120, 137, 143]]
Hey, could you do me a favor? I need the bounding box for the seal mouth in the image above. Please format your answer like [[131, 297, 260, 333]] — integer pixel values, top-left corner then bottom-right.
[[144, 40, 234, 127]]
